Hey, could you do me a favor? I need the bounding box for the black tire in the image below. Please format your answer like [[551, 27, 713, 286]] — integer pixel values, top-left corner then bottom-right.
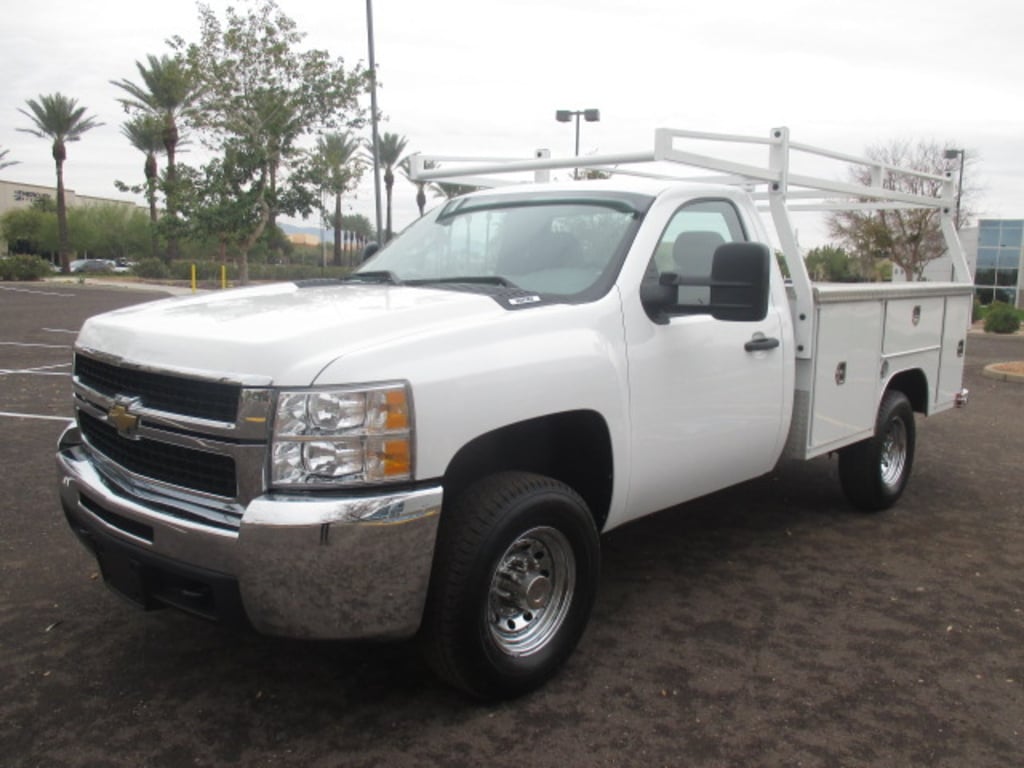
[[838, 390, 916, 511], [421, 471, 600, 700]]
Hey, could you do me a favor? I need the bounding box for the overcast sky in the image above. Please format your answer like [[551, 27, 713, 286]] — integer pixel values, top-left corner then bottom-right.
[[2, 0, 1022, 247]]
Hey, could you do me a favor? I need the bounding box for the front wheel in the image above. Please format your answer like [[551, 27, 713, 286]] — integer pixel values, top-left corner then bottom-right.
[[421, 472, 600, 700], [839, 390, 916, 511]]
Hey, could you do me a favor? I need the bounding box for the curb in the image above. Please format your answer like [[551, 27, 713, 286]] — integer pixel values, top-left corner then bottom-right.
[[982, 364, 1024, 384]]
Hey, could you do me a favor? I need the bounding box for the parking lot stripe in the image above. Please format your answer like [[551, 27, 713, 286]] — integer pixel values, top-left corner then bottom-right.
[[0, 285, 74, 297], [0, 364, 71, 376], [0, 341, 71, 349], [0, 411, 72, 422]]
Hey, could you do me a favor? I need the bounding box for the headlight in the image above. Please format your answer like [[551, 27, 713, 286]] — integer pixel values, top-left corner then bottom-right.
[[270, 382, 413, 487]]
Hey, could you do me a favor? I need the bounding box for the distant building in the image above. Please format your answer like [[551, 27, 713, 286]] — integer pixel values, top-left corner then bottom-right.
[[888, 219, 1024, 310], [973, 219, 1023, 308], [0, 177, 139, 257], [286, 233, 321, 247]]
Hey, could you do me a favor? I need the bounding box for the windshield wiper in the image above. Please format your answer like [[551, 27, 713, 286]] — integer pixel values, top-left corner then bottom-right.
[[344, 270, 403, 285]]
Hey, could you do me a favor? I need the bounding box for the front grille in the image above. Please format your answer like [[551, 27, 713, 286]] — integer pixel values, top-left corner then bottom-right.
[[79, 410, 237, 498], [75, 354, 241, 423]]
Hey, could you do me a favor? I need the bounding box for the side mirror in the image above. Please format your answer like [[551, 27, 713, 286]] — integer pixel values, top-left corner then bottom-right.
[[640, 242, 771, 324], [361, 241, 380, 262], [640, 278, 678, 325], [707, 242, 770, 322]]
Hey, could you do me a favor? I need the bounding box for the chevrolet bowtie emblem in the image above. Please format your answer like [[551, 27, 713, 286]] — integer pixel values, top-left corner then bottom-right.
[[108, 397, 142, 439]]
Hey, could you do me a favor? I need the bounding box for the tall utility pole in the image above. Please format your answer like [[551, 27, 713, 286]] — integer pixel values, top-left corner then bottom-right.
[[366, 0, 384, 245]]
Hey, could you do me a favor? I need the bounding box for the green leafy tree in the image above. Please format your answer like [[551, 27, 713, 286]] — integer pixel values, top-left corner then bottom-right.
[[117, 114, 166, 260], [17, 93, 102, 272], [340, 213, 373, 240], [1, 205, 58, 259], [0, 146, 18, 171], [804, 245, 858, 282], [827, 139, 977, 281], [178, 155, 262, 266], [69, 205, 151, 262], [171, 0, 368, 283], [314, 132, 363, 266], [111, 53, 199, 262], [375, 132, 408, 241]]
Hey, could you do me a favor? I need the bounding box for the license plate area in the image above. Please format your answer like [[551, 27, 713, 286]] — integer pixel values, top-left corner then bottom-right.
[[94, 543, 157, 609]]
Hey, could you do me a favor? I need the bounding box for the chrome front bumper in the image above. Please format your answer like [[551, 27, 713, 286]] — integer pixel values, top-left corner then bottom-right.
[[56, 425, 443, 640]]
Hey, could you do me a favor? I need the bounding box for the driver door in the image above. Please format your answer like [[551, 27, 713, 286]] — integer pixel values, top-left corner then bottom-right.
[[624, 199, 786, 519]]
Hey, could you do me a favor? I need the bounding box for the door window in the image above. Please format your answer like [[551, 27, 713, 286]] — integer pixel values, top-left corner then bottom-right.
[[646, 199, 747, 307]]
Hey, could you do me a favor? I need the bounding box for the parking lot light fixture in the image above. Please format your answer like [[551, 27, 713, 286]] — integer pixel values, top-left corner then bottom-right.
[[555, 108, 601, 178]]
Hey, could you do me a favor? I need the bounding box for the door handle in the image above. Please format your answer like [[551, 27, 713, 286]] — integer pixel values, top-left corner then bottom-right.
[[744, 336, 780, 352]]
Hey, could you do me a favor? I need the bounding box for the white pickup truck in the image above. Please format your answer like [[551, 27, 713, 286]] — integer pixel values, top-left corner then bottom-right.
[[56, 128, 972, 699]]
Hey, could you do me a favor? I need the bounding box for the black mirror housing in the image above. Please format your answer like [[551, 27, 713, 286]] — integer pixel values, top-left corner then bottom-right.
[[708, 242, 770, 322], [641, 242, 771, 324], [361, 242, 381, 262]]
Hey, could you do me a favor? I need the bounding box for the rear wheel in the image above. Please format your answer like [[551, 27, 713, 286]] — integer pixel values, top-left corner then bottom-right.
[[421, 472, 600, 700], [839, 390, 916, 511]]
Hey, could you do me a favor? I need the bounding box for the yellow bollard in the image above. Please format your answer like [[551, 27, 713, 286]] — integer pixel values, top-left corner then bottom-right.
[[221, 264, 227, 289], [191, 264, 197, 293]]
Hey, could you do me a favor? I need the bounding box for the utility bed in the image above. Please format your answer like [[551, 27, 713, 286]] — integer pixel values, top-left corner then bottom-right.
[[786, 281, 974, 459]]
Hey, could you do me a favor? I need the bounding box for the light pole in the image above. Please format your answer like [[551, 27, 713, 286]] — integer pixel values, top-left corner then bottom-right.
[[555, 108, 600, 178], [366, 0, 384, 245], [944, 147, 965, 230]]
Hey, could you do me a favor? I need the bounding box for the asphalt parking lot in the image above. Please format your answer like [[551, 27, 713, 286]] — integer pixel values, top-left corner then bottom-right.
[[1, 281, 1022, 768]]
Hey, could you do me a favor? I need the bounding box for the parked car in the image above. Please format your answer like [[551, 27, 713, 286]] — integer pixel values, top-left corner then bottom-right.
[[69, 259, 115, 274]]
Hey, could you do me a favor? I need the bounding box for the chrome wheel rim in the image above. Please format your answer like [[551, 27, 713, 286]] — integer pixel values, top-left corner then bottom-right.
[[487, 526, 575, 657], [880, 417, 908, 490]]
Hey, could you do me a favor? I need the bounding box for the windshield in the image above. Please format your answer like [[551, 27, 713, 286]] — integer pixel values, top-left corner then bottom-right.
[[358, 191, 651, 300]]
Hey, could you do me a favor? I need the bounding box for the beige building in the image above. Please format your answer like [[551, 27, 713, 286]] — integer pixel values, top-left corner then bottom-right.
[[0, 178, 138, 257]]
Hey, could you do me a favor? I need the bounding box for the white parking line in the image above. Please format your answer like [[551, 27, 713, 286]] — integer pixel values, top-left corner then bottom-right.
[[0, 363, 72, 376], [0, 285, 74, 297], [0, 411, 73, 422], [0, 341, 71, 349], [43, 328, 79, 334]]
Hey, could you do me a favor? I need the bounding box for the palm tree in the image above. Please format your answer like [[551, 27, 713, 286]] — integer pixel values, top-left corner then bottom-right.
[[318, 132, 362, 267], [111, 54, 198, 262], [376, 132, 408, 241], [0, 146, 18, 172], [17, 93, 102, 273], [121, 114, 166, 260], [399, 157, 435, 217]]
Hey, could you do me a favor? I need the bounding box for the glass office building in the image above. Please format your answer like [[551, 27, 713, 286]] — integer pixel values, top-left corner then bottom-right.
[[975, 219, 1023, 308]]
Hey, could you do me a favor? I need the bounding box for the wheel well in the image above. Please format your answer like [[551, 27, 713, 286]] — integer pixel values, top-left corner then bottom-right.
[[886, 368, 928, 413], [442, 411, 614, 531]]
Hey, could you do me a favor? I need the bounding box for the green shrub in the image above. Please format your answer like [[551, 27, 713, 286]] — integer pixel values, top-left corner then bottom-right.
[[0, 255, 51, 281], [972, 297, 984, 324], [983, 302, 1022, 334], [133, 258, 170, 279]]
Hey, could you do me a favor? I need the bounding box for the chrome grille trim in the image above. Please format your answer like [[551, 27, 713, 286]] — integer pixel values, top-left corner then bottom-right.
[[71, 355, 275, 532]]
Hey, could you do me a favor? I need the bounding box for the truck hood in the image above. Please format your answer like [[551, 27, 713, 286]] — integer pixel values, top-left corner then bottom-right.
[[75, 282, 508, 385]]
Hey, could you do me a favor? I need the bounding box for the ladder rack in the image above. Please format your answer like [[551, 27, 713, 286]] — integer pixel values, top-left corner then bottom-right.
[[409, 126, 971, 359]]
